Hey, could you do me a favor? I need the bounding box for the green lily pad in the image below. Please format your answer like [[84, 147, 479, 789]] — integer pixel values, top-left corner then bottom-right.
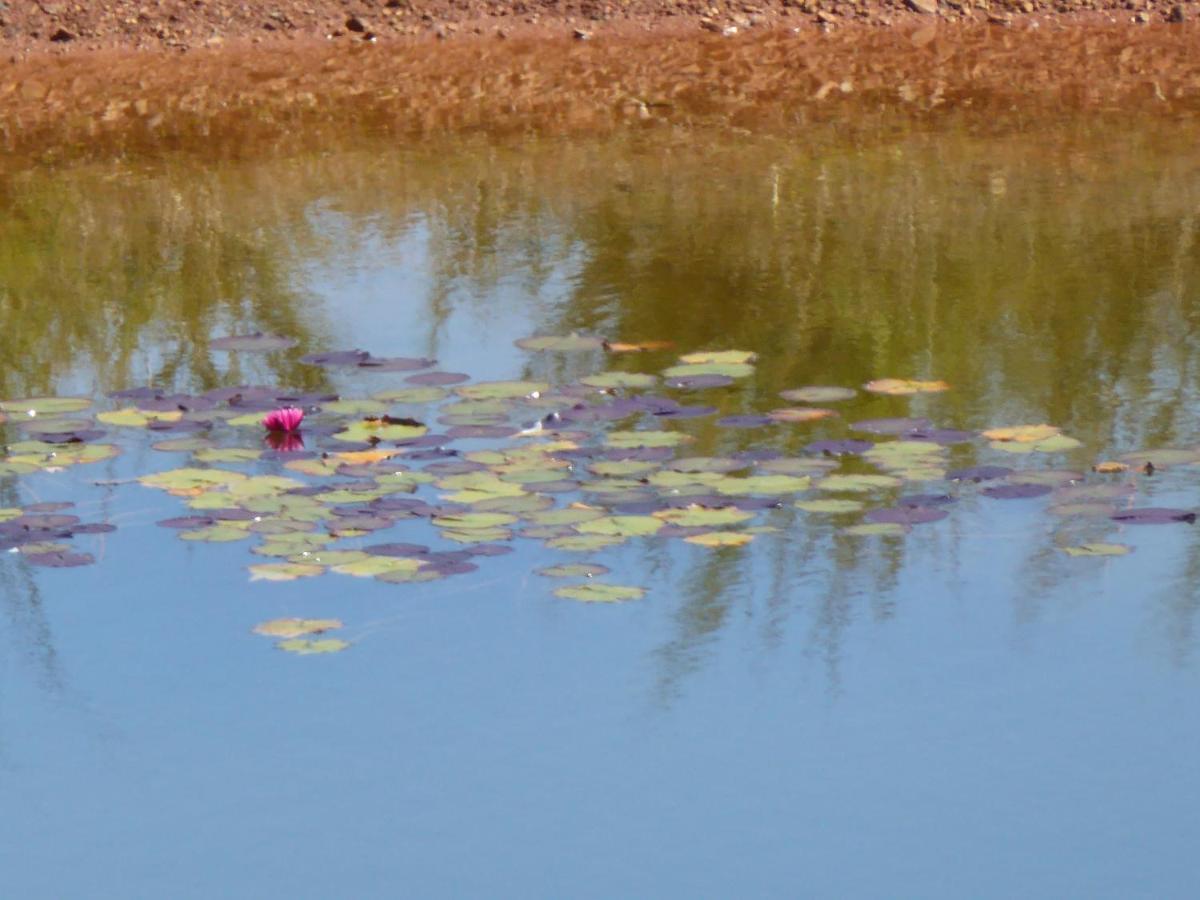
[[778, 386, 857, 403], [1060, 543, 1133, 557], [667, 457, 744, 474], [193, 448, 262, 464], [454, 381, 549, 400], [662, 362, 755, 379], [1118, 448, 1200, 468], [605, 430, 693, 449], [647, 470, 726, 488], [277, 638, 349, 655], [97, 407, 182, 427], [677, 350, 757, 366], [545, 534, 625, 552], [288, 550, 370, 566], [179, 525, 252, 543], [553, 583, 646, 602], [575, 515, 664, 537], [842, 522, 908, 536], [537, 562, 611, 578], [653, 506, 754, 527], [991, 434, 1083, 454], [683, 531, 754, 547], [817, 474, 902, 493], [516, 335, 605, 352], [139, 467, 248, 492], [433, 512, 519, 530], [153, 437, 216, 453], [590, 459, 660, 477], [795, 498, 865, 514], [332, 556, 425, 578], [322, 399, 389, 416], [377, 566, 446, 584], [0, 397, 91, 416], [441, 527, 512, 544], [333, 419, 429, 443], [248, 563, 326, 582], [528, 507, 606, 526], [580, 372, 659, 390]]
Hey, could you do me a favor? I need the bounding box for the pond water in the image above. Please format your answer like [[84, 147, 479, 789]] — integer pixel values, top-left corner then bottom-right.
[[2, 119, 1200, 897]]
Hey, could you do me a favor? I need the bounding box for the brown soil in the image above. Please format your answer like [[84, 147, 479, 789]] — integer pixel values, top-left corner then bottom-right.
[[2, 2, 1199, 166]]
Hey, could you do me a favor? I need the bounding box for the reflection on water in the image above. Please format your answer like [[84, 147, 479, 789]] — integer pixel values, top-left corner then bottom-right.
[[2, 118, 1200, 896]]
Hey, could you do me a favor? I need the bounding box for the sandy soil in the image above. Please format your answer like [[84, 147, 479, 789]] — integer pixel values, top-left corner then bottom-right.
[[1, 3, 1198, 167]]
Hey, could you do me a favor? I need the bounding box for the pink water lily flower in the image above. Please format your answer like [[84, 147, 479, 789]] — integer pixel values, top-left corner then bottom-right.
[[263, 407, 304, 433]]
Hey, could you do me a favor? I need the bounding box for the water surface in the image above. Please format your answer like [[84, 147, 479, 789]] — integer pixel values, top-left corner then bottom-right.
[[2, 121, 1199, 897]]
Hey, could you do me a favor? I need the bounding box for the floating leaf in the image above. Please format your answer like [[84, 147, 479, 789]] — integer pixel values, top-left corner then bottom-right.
[[545, 534, 624, 552], [1092, 461, 1129, 474], [677, 350, 757, 366], [537, 562, 611, 578], [333, 418, 428, 443], [455, 381, 549, 400], [179, 525, 251, 543], [605, 430, 692, 449], [842, 522, 908, 536], [684, 531, 754, 547], [605, 340, 674, 353], [767, 407, 837, 424], [553, 583, 645, 603], [863, 379, 949, 395], [779, 386, 857, 403], [1118, 448, 1200, 469], [277, 638, 349, 655], [817, 474, 902, 493], [433, 512, 518, 530], [580, 372, 659, 390], [1061, 543, 1133, 557], [322, 399, 389, 416], [864, 506, 948, 525], [795, 498, 865, 514], [516, 335, 605, 352], [982, 424, 1061, 443], [0, 397, 91, 415], [254, 617, 342, 637], [193, 448, 262, 464], [991, 434, 1082, 454], [653, 506, 754, 527], [1110, 507, 1196, 525], [97, 407, 183, 427], [373, 387, 449, 405], [662, 362, 755, 379], [332, 556, 425, 577], [576, 515, 664, 537], [248, 563, 325, 582], [139, 467, 247, 493]]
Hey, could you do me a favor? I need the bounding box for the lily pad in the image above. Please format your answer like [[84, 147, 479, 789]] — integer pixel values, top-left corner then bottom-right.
[[516, 335, 605, 352], [580, 372, 659, 390], [795, 498, 864, 514], [575, 515, 664, 537], [248, 562, 326, 582], [254, 618, 341, 637], [677, 350, 757, 366], [1110, 508, 1196, 525], [333, 418, 429, 443], [684, 531, 754, 547], [277, 638, 349, 655], [0, 397, 91, 416], [545, 534, 624, 552], [553, 583, 646, 602], [842, 522, 909, 536], [1060, 543, 1133, 557], [863, 378, 950, 395], [605, 430, 692, 449], [817, 474, 902, 493], [779, 386, 857, 403], [455, 381, 549, 400], [767, 407, 837, 424], [1118, 448, 1200, 469], [662, 362, 755, 379], [332, 556, 426, 577], [537, 562, 611, 578], [653, 506, 754, 527]]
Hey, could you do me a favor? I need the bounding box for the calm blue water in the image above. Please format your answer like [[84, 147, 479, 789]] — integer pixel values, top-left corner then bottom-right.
[[1, 128, 1199, 898]]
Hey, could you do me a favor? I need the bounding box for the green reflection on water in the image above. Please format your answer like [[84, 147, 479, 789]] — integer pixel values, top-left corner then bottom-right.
[[3, 120, 1200, 676]]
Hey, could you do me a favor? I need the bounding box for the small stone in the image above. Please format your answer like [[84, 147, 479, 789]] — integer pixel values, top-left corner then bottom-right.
[[345, 15, 367, 32], [906, 0, 938, 13], [48, 26, 74, 41], [573, 28, 591, 39], [1168, 4, 1185, 21], [1134, 10, 1150, 21]]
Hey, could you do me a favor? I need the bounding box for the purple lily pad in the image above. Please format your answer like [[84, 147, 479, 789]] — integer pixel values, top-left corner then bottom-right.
[[653, 405, 718, 419], [71, 522, 117, 535], [426, 560, 480, 577], [405, 371, 470, 386], [1110, 507, 1197, 525], [8, 514, 80, 530], [300, 350, 371, 367], [445, 425, 513, 440], [982, 483, 1053, 500], [357, 356, 437, 372], [664, 374, 735, 390], [864, 506, 949, 525], [31, 429, 107, 444], [897, 493, 956, 507], [717, 415, 774, 429], [948, 466, 1014, 482], [364, 543, 431, 557], [23, 502, 75, 513], [25, 551, 95, 568], [850, 417, 932, 435], [157, 516, 217, 529], [902, 428, 976, 445], [733, 450, 782, 463], [210, 332, 297, 352], [806, 439, 873, 456]]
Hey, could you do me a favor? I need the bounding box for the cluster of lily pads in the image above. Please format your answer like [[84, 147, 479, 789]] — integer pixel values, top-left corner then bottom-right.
[[1, 333, 1194, 654]]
